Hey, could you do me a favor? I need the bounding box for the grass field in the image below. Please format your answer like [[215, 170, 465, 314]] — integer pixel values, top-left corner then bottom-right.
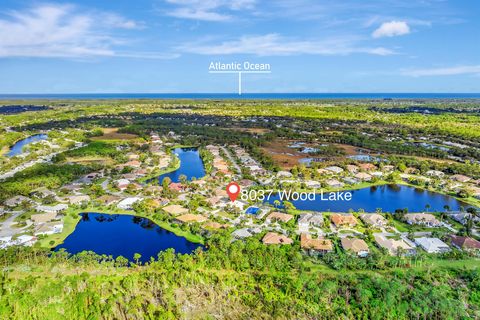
[[91, 128, 139, 141]]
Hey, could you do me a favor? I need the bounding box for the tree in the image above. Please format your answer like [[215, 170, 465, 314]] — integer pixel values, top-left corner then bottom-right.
[[133, 253, 142, 265]]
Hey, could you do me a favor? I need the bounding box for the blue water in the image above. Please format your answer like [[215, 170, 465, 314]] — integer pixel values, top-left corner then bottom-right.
[[157, 148, 206, 184], [7, 134, 47, 157], [266, 184, 472, 213], [55, 213, 203, 263], [1, 93, 479, 100]]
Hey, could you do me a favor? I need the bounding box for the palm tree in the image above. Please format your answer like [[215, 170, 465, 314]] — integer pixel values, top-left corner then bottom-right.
[[425, 204, 431, 213], [443, 205, 450, 212]]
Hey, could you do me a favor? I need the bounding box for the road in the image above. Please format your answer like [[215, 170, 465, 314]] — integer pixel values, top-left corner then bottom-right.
[[220, 146, 241, 175], [0, 211, 31, 238], [0, 142, 85, 181]]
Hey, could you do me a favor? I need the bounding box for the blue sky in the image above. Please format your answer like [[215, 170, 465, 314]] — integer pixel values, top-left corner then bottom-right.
[[0, 0, 479, 93]]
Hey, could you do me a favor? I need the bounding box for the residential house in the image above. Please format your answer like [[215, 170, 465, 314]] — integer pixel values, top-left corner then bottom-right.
[[325, 179, 344, 188], [300, 233, 333, 254], [346, 165, 359, 174], [262, 232, 293, 245], [331, 214, 357, 228], [4, 195, 33, 208], [374, 234, 415, 256], [115, 179, 130, 191], [298, 213, 324, 231], [426, 170, 445, 178], [450, 174, 471, 183], [414, 237, 450, 253], [358, 163, 377, 172], [341, 238, 369, 257], [67, 195, 90, 205], [325, 166, 344, 174], [404, 213, 441, 227], [34, 222, 64, 236], [450, 235, 480, 251], [450, 212, 474, 225], [203, 221, 229, 230], [35, 204, 68, 215], [232, 228, 253, 239], [14, 235, 37, 246], [266, 212, 294, 224], [162, 204, 189, 216], [305, 180, 322, 188], [175, 214, 207, 224], [30, 187, 56, 199], [360, 213, 387, 227], [96, 195, 121, 206], [31, 211, 61, 224], [117, 197, 142, 210], [355, 172, 372, 181]]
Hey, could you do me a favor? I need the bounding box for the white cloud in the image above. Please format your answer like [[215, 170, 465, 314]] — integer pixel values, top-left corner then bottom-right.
[[179, 33, 394, 56], [164, 0, 256, 21], [372, 20, 410, 38], [402, 65, 480, 77], [0, 4, 163, 59]]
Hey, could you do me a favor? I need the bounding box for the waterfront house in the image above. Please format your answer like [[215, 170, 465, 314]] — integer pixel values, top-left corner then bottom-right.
[[355, 172, 372, 181], [262, 232, 293, 245], [404, 213, 441, 227], [34, 222, 64, 236], [360, 213, 387, 227], [414, 237, 450, 253], [117, 197, 142, 210], [162, 204, 189, 216], [298, 213, 324, 231], [341, 238, 369, 257], [325, 179, 344, 188], [175, 214, 207, 224], [331, 214, 357, 228], [266, 212, 294, 224], [96, 195, 121, 206]]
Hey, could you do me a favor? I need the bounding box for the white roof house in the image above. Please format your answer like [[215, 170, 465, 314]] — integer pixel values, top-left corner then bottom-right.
[[325, 166, 344, 174], [36, 204, 68, 214], [117, 197, 142, 210], [232, 228, 253, 239], [414, 237, 450, 253]]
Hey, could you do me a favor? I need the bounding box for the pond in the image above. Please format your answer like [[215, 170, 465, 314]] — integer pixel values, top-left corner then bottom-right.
[[55, 213, 203, 263], [157, 148, 206, 184], [7, 134, 47, 157], [266, 184, 471, 213]]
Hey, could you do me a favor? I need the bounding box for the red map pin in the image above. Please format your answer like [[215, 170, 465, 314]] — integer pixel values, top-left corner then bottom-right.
[[226, 182, 241, 202]]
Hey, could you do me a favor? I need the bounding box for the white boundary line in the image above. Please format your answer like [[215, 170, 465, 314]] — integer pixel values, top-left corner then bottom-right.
[[209, 70, 271, 95]]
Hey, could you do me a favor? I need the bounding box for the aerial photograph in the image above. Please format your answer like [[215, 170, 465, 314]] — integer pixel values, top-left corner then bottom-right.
[[1, 0, 480, 319]]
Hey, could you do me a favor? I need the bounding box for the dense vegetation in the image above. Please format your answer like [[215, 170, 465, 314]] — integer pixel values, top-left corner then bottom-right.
[[0, 236, 479, 319]]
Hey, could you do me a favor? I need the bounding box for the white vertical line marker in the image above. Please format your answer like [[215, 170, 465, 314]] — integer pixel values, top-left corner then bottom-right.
[[238, 71, 242, 95]]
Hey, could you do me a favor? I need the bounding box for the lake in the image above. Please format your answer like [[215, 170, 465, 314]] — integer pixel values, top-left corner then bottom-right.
[[55, 213, 203, 263], [266, 184, 471, 213], [157, 148, 206, 184], [7, 134, 47, 157]]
